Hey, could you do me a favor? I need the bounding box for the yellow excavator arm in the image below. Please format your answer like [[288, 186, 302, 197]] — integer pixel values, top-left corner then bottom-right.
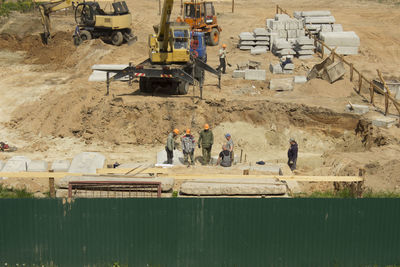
[[33, 0, 82, 43]]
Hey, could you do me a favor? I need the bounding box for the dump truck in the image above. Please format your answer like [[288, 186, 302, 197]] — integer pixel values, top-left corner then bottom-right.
[[92, 0, 220, 96], [34, 0, 137, 45]]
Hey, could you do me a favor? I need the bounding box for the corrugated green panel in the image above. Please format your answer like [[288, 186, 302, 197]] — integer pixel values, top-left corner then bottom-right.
[[0, 199, 400, 266]]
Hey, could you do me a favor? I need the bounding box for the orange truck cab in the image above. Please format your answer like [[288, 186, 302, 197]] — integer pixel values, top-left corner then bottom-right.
[[180, 1, 222, 46]]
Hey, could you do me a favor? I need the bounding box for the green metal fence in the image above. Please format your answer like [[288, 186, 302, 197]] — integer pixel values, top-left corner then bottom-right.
[[0, 198, 399, 266]]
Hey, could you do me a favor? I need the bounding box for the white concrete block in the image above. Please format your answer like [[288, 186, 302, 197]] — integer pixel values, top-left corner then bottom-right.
[[241, 165, 283, 175], [157, 149, 184, 165], [275, 14, 290, 21], [319, 45, 359, 55], [276, 48, 296, 55], [301, 11, 331, 17], [266, 18, 274, 29], [297, 49, 314, 55], [27, 160, 48, 172], [51, 160, 70, 172], [0, 160, 4, 171], [250, 47, 268, 55], [297, 29, 306, 37], [253, 28, 269, 36], [294, 76, 307, 84], [287, 29, 297, 38], [296, 36, 314, 45], [298, 55, 314, 60], [239, 46, 253, 50], [332, 24, 343, 32], [371, 116, 397, 128], [255, 41, 269, 45], [245, 69, 266, 81], [269, 63, 283, 74], [68, 152, 105, 174], [293, 11, 302, 19], [239, 32, 256, 41], [304, 16, 336, 24], [269, 78, 294, 91], [232, 70, 245, 78], [240, 40, 256, 45], [283, 63, 295, 70], [255, 36, 270, 41], [345, 104, 370, 114], [2, 156, 31, 172], [319, 31, 360, 46]]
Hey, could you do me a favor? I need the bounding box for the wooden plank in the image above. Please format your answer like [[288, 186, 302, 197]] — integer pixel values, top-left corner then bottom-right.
[[163, 174, 363, 182]]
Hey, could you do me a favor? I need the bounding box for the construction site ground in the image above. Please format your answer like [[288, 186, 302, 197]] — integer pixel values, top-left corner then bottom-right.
[[0, 0, 399, 195]]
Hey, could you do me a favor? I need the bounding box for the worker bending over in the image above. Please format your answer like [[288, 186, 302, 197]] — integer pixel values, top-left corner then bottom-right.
[[165, 129, 179, 164], [198, 124, 214, 165], [216, 145, 232, 167], [181, 129, 196, 166], [224, 133, 234, 162]]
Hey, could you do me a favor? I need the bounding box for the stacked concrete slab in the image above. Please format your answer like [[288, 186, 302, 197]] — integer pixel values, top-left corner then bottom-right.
[[318, 31, 360, 55], [238, 29, 270, 53], [294, 11, 342, 36], [271, 39, 295, 57], [294, 36, 315, 59]]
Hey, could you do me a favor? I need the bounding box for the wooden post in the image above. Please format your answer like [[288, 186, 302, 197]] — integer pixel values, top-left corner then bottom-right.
[[276, 5, 279, 14], [320, 45, 324, 59], [240, 149, 243, 163], [358, 73, 362, 93], [243, 169, 249, 175], [159, 0, 161, 15], [232, 0, 234, 13], [349, 63, 353, 82], [384, 92, 389, 115], [49, 177, 55, 198], [106, 72, 110, 95], [181, 0, 183, 15], [128, 62, 132, 86], [369, 82, 375, 105]]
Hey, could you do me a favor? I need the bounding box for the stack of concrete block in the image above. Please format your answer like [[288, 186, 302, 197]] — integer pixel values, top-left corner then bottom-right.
[[266, 14, 305, 43], [317, 31, 360, 55], [251, 28, 270, 54], [294, 36, 315, 59], [269, 57, 294, 74], [238, 32, 256, 50], [271, 39, 296, 57], [294, 11, 342, 36]]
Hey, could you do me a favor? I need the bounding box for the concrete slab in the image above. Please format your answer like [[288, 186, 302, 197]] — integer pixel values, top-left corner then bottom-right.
[[239, 46, 253, 50], [239, 32, 256, 41], [275, 48, 296, 55], [27, 160, 48, 172], [157, 149, 184, 165], [250, 47, 267, 55], [286, 180, 302, 194], [325, 61, 346, 83], [269, 78, 294, 91], [269, 63, 283, 74], [2, 156, 31, 172], [274, 14, 290, 21], [57, 176, 174, 192], [245, 69, 266, 81], [232, 70, 246, 78], [301, 11, 331, 17], [296, 50, 314, 55], [298, 55, 314, 60], [56, 189, 173, 198], [253, 28, 269, 36], [240, 165, 283, 175], [51, 160, 70, 172], [332, 24, 343, 32], [304, 16, 335, 24], [180, 178, 287, 196], [371, 116, 397, 128], [68, 152, 105, 174], [319, 46, 359, 55], [0, 160, 4, 171], [283, 63, 295, 70], [296, 36, 314, 45], [240, 40, 256, 46], [255, 36, 270, 41], [296, 44, 315, 50], [255, 41, 269, 45], [89, 70, 129, 82], [319, 31, 360, 46], [294, 76, 307, 84], [346, 104, 370, 115], [273, 39, 291, 49]]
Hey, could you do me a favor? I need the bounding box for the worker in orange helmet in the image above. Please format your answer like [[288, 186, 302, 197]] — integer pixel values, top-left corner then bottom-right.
[[198, 123, 214, 165], [181, 128, 196, 166], [165, 128, 179, 164], [216, 43, 227, 74]]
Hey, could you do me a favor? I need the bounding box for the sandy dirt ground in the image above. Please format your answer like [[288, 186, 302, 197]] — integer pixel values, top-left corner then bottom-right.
[[0, 0, 399, 194]]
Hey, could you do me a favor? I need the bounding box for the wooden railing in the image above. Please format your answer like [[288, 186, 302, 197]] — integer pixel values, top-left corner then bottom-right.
[[276, 5, 400, 123]]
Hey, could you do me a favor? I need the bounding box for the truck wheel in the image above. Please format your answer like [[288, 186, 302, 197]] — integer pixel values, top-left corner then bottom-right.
[[80, 30, 92, 41], [111, 31, 124, 46], [208, 28, 219, 46], [177, 81, 189, 95]]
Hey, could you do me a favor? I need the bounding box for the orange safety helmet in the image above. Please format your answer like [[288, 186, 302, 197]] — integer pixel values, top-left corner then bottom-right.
[[222, 44, 227, 48], [204, 124, 210, 130], [186, 129, 191, 134], [173, 128, 180, 135]]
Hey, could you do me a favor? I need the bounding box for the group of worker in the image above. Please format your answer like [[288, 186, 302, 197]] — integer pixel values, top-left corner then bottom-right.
[[165, 124, 234, 167]]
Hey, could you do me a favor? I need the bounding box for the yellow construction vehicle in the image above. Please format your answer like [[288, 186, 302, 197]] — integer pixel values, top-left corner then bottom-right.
[[33, 0, 137, 45], [95, 0, 220, 96], [177, 0, 221, 46]]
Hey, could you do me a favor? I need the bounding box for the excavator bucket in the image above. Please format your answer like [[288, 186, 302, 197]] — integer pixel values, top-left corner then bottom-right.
[[125, 33, 138, 46]]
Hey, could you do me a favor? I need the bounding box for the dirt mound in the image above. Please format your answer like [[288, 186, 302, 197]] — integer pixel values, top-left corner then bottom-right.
[[0, 31, 109, 69], [296, 78, 354, 98]]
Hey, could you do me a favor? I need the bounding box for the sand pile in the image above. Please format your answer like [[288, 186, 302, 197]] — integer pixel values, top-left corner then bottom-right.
[[296, 78, 354, 98]]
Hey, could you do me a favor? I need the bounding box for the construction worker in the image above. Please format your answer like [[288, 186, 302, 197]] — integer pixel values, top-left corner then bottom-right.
[[181, 129, 196, 166], [225, 133, 234, 162], [198, 124, 214, 165], [216, 43, 227, 74], [165, 128, 179, 164], [216, 145, 232, 167], [287, 138, 298, 171]]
